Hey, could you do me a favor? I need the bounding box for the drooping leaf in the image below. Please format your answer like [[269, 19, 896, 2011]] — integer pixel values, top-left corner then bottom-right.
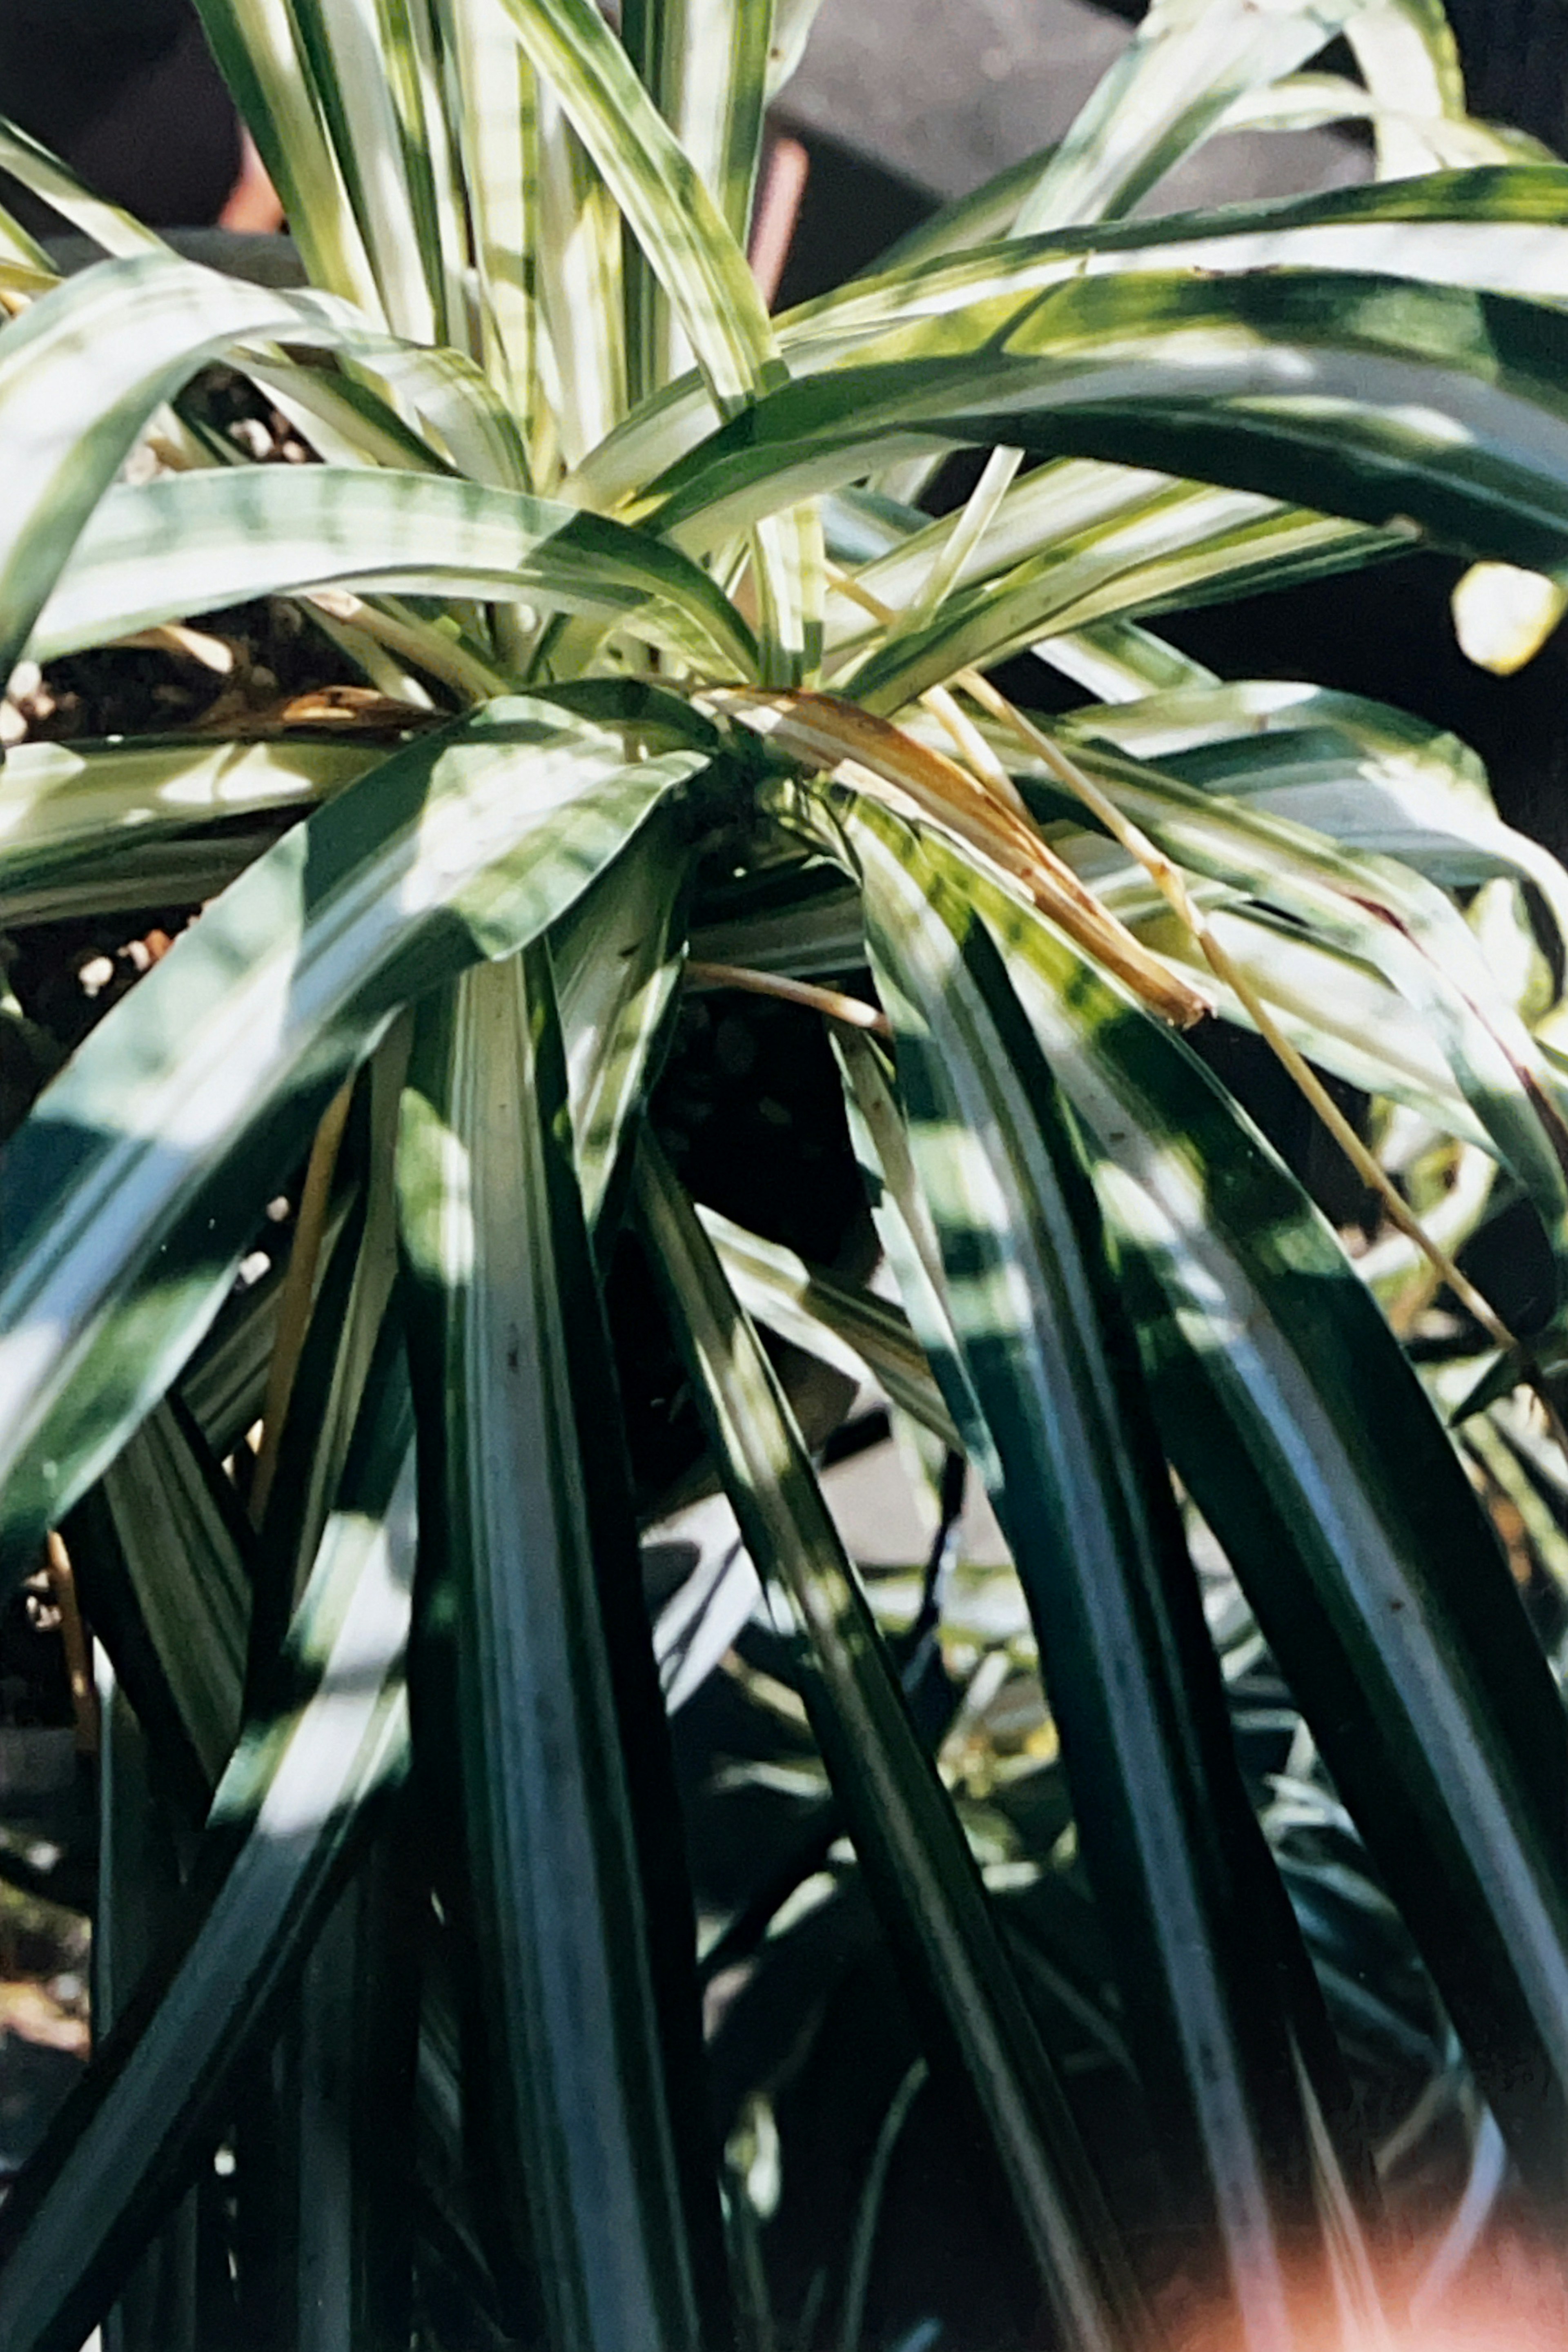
[[397, 945, 719, 2352], [550, 800, 693, 1238], [782, 775, 1568, 2211], [635, 1132, 1149, 2352], [0, 734, 379, 919], [0, 1318, 417, 2352], [849, 809, 1368, 2323], [697, 1201, 960, 1446], [34, 466, 756, 678], [0, 695, 706, 1577]]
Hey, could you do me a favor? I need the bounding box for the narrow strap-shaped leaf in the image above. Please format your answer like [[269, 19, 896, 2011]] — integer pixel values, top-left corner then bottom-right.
[[0, 695, 706, 1577], [0, 116, 165, 261], [435, 0, 542, 425], [180, 1198, 356, 1464], [1033, 733, 1568, 1292], [285, 0, 442, 344], [1011, 0, 1361, 233], [494, 0, 777, 414], [397, 945, 714, 2352], [1345, 0, 1468, 180], [1036, 614, 1218, 702], [275, 1833, 420, 2352], [832, 1026, 1004, 1504], [35, 466, 756, 679], [550, 802, 692, 1238], [781, 165, 1568, 359], [647, 267, 1568, 580], [579, 164, 1568, 510], [191, 0, 383, 314], [621, 0, 776, 394], [0, 735, 379, 912], [535, 82, 629, 468], [1062, 679, 1568, 907], [830, 458, 1191, 645], [1120, 894, 1490, 1143], [78, 1397, 252, 1797], [0, 248, 527, 684], [697, 1202, 960, 1448], [633, 1133, 1149, 2352], [252, 1042, 404, 1702], [800, 782, 1568, 2210], [0, 826, 295, 932], [0, 1320, 417, 2352], [852, 810, 1358, 2334], [841, 488, 1388, 713], [94, 1675, 200, 2352], [495, 0, 822, 685]]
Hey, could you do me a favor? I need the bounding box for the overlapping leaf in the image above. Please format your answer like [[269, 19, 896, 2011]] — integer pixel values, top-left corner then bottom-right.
[[0, 695, 706, 1578], [782, 775, 1568, 2209], [32, 466, 757, 678]]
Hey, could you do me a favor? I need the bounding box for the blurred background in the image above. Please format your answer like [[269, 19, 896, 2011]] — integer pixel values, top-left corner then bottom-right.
[[3, 0, 1567, 256]]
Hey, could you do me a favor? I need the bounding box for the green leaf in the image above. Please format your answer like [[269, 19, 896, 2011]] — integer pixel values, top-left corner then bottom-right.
[[397, 946, 710, 2352], [1010, 0, 1361, 233], [634, 1132, 1149, 2352], [33, 465, 757, 679], [0, 1317, 416, 2352], [490, 0, 822, 679], [79, 1397, 252, 1798], [283, 0, 443, 345], [434, 0, 542, 427], [0, 247, 531, 686], [1060, 678, 1568, 944], [252, 1042, 404, 1698], [832, 1025, 1001, 1497], [793, 780, 1568, 2210], [191, 0, 383, 314], [276, 1836, 419, 2352], [647, 265, 1568, 582], [837, 475, 1390, 711], [815, 478, 1227, 708], [1035, 613, 1218, 701], [497, 0, 777, 414], [622, 0, 776, 392], [849, 814, 1362, 2319], [697, 1201, 960, 1447], [0, 695, 706, 1578], [579, 164, 1568, 512], [550, 803, 692, 1237], [0, 734, 377, 919], [535, 85, 629, 467], [1115, 896, 1492, 1143], [93, 1673, 202, 2352], [782, 165, 1568, 361], [1019, 731, 1568, 1297], [0, 116, 165, 261], [1344, 0, 1468, 180]]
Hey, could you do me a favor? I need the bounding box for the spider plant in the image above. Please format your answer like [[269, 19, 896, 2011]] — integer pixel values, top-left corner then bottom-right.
[[3, 0, 1568, 2345]]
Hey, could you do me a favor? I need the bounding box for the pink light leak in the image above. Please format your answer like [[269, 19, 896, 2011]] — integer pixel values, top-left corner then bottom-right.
[[1155, 2226, 1568, 2352]]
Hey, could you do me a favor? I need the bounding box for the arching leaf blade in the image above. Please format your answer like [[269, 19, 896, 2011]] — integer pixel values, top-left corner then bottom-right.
[[0, 698, 705, 1580], [633, 1133, 1149, 2352], [850, 813, 1358, 2329], [792, 782, 1568, 2212], [396, 947, 713, 2352], [35, 467, 756, 679], [0, 1322, 416, 2352]]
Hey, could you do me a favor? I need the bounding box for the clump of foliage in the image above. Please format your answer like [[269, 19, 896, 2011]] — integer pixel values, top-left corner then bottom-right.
[[4, 1, 1568, 2347]]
